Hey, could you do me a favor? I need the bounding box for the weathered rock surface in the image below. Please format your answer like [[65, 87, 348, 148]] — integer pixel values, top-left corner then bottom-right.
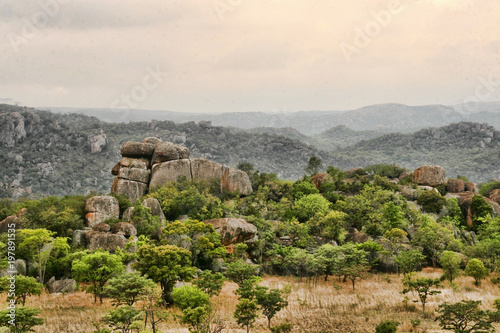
[[142, 137, 162, 145], [465, 182, 478, 193], [119, 157, 150, 169], [85, 196, 120, 228], [150, 159, 192, 189], [85, 231, 128, 252], [312, 172, 330, 189], [447, 179, 465, 193], [92, 223, 111, 232], [152, 142, 190, 164], [142, 198, 166, 222], [73, 230, 88, 248], [111, 178, 148, 204], [221, 167, 252, 196], [412, 165, 446, 186], [122, 207, 135, 222], [191, 158, 223, 182], [203, 218, 258, 246], [120, 141, 155, 157], [0, 259, 26, 277], [118, 167, 151, 184], [0, 215, 23, 233], [46, 277, 77, 293], [112, 222, 137, 237], [490, 189, 500, 205]]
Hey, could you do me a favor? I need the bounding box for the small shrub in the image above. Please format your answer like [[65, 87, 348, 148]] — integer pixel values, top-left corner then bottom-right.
[[375, 320, 399, 333], [270, 323, 293, 333]]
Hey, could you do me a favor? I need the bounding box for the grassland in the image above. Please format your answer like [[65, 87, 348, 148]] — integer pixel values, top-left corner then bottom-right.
[[2, 268, 499, 333]]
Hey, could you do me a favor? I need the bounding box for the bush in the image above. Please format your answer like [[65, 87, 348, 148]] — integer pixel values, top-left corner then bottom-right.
[[417, 190, 446, 214], [171, 285, 210, 310], [292, 194, 331, 222], [375, 320, 399, 333]]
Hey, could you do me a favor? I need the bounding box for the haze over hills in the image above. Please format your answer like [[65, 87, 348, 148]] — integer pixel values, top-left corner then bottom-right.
[[45, 101, 500, 135], [3, 103, 500, 199]]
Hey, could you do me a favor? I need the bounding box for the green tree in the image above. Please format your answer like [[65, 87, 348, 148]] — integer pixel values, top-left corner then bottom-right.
[[103, 272, 157, 306], [395, 250, 425, 275], [465, 259, 488, 286], [292, 181, 319, 200], [18, 228, 57, 283], [436, 300, 500, 333], [134, 245, 196, 306], [161, 219, 225, 267], [193, 270, 226, 297], [225, 260, 260, 286], [171, 285, 210, 310], [313, 244, 341, 282], [305, 156, 323, 175], [0, 276, 43, 306], [440, 251, 462, 282], [72, 251, 125, 304], [257, 288, 289, 329], [337, 243, 370, 290], [0, 307, 44, 333], [307, 210, 347, 243], [292, 194, 331, 222], [234, 298, 259, 333], [382, 202, 407, 231], [102, 306, 142, 333], [382, 228, 408, 257], [402, 274, 442, 313], [417, 191, 446, 214], [412, 216, 456, 267]]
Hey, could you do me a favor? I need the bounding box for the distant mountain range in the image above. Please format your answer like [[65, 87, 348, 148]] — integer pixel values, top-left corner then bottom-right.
[[2, 103, 500, 199], [44, 101, 500, 135]]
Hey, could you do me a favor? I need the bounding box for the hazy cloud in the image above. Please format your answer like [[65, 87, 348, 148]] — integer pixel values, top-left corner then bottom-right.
[[0, 0, 499, 113]]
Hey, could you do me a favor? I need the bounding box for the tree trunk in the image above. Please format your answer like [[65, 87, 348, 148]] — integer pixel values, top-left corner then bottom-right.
[[161, 281, 174, 306], [352, 279, 355, 291]]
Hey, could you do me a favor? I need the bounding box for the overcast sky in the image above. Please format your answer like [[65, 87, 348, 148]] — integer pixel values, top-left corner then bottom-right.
[[1, 0, 499, 113]]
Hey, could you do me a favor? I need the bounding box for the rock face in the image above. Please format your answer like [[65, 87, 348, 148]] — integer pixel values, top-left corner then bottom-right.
[[203, 218, 258, 246], [447, 179, 465, 193], [142, 198, 166, 222], [412, 165, 446, 186], [490, 189, 500, 205], [0, 215, 23, 233], [46, 277, 77, 293], [312, 172, 330, 189], [85, 196, 120, 228], [150, 159, 192, 188], [112, 222, 137, 237], [0, 259, 26, 277], [221, 167, 253, 196], [85, 231, 128, 252], [465, 182, 478, 193], [111, 139, 253, 202]]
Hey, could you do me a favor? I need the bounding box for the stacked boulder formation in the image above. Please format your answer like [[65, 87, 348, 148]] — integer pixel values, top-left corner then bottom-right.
[[111, 138, 253, 203]]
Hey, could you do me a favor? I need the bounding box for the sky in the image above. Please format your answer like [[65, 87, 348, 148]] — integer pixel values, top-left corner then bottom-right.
[[1, 0, 499, 113]]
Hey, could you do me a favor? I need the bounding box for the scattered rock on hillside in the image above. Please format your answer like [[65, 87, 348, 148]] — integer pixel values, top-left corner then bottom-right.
[[412, 165, 446, 186], [203, 218, 258, 246], [312, 172, 330, 189], [447, 179, 465, 193], [465, 182, 478, 193], [112, 222, 137, 237], [47, 277, 77, 293], [142, 198, 166, 222], [85, 231, 128, 252], [221, 167, 252, 196], [85, 196, 120, 228], [120, 141, 155, 157]]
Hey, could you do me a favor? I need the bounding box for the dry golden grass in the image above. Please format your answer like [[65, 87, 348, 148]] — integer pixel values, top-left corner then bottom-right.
[[2, 268, 500, 333]]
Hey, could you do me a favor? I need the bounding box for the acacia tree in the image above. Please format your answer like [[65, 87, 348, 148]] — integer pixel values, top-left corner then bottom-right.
[[0, 276, 43, 306], [134, 244, 196, 306], [103, 272, 157, 306], [72, 251, 125, 304], [465, 259, 488, 286], [257, 288, 289, 329], [338, 243, 369, 290], [305, 156, 323, 175], [440, 251, 462, 282], [234, 298, 259, 333], [436, 300, 500, 333], [402, 274, 442, 313]]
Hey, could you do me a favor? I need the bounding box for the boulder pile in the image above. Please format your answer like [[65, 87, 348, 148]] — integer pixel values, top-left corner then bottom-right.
[[111, 138, 252, 203]]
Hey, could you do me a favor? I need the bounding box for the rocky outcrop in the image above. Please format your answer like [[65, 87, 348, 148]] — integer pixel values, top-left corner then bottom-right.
[[85, 196, 120, 228], [203, 218, 258, 246], [112, 222, 137, 237], [490, 189, 500, 205], [89, 131, 107, 153], [447, 179, 465, 193], [312, 172, 330, 190], [412, 165, 446, 186], [0, 215, 23, 233], [92, 223, 111, 232], [150, 159, 192, 188], [0, 259, 26, 277], [465, 182, 478, 193], [46, 277, 77, 293], [191, 158, 224, 182], [111, 139, 252, 202], [142, 198, 166, 222], [221, 167, 253, 196], [85, 231, 128, 252]]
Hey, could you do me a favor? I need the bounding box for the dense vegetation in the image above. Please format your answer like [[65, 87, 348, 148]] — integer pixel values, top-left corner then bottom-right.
[[2, 158, 500, 332]]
